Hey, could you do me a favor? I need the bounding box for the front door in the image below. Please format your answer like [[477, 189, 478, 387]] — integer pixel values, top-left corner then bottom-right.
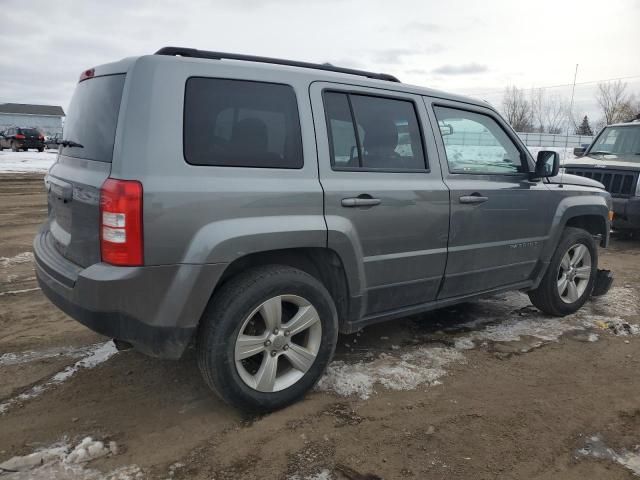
[[310, 82, 450, 317], [426, 99, 557, 299]]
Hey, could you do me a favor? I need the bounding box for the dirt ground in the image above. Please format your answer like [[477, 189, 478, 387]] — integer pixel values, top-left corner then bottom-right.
[[1, 173, 639, 479]]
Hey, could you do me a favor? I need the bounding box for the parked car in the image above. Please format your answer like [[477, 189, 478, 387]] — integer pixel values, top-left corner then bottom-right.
[[34, 47, 614, 412], [0, 126, 45, 152], [568, 119, 640, 234]]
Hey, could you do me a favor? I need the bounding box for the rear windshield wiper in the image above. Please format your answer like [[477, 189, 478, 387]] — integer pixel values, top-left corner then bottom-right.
[[57, 139, 84, 148]]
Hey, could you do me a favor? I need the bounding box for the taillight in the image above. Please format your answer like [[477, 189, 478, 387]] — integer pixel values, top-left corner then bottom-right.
[[100, 178, 143, 266], [15, 134, 25, 140], [79, 68, 95, 82]]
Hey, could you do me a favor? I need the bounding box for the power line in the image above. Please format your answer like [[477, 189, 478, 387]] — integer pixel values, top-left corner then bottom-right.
[[467, 74, 640, 97]]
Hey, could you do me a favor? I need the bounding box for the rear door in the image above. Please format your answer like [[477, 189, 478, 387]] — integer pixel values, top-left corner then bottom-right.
[[311, 82, 449, 317], [45, 73, 126, 267], [20, 128, 41, 146], [425, 98, 556, 298]]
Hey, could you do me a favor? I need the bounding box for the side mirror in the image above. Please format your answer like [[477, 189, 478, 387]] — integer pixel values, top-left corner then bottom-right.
[[439, 123, 454, 136], [573, 146, 586, 157], [533, 150, 560, 178]]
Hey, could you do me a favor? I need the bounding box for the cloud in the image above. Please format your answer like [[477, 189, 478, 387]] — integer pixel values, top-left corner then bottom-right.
[[403, 21, 444, 32], [372, 45, 446, 64], [432, 63, 488, 75]]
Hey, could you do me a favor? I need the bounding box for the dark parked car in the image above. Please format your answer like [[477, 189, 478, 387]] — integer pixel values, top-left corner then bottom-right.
[[35, 47, 614, 412], [568, 119, 640, 234], [0, 127, 45, 152]]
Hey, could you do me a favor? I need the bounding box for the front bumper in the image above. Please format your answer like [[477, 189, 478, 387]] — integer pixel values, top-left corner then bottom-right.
[[612, 197, 640, 230], [34, 229, 227, 359]]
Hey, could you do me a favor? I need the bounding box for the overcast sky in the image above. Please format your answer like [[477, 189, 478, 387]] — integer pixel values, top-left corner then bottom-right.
[[2, 0, 639, 123]]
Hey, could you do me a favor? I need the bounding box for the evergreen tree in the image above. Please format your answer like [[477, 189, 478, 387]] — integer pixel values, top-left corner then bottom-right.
[[575, 115, 594, 136]]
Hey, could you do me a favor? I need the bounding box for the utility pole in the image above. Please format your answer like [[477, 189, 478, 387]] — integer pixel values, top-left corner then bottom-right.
[[565, 64, 579, 151]]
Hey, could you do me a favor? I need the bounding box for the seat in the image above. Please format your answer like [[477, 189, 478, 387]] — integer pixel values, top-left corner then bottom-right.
[[361, 119, 399, 169]]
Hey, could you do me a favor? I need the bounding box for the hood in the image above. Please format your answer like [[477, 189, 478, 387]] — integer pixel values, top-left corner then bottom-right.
[[563, 153, 640, 172], [547, 173, 605, 190]]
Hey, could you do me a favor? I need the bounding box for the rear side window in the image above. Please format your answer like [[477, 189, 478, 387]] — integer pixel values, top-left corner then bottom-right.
[[324, 91, 426, 171], [184, 78, 303, 168], [62, 74, 125, 163]]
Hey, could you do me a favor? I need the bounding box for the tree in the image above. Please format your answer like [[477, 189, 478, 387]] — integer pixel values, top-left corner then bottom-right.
[[575, 115, 593, 136], [502, 86, 534, 132], [531, 89, 569, 134], [596, 80, 632, 125]]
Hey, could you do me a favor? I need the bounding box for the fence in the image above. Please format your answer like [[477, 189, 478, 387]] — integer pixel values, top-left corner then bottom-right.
[[516, 132, 594, 148]]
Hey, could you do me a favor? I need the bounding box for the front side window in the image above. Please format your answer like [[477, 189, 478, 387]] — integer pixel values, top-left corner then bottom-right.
[[434, 106, 525, 175], [324, 91, 426, 171], [184, 78, 303, 168]]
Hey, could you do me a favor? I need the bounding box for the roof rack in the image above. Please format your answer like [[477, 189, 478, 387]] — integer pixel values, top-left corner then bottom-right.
[[154, 46, 400, 83]]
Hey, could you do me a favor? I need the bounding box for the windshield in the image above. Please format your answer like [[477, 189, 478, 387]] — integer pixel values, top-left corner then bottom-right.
[[589, 125, 640, 160], [61, 74, 125, 162]]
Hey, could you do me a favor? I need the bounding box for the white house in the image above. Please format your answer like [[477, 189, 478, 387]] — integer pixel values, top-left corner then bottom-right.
[[0, 103, 65, 136]]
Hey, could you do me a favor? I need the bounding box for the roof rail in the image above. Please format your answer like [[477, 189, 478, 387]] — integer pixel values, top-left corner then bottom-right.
[[154, 46, 400, 83]]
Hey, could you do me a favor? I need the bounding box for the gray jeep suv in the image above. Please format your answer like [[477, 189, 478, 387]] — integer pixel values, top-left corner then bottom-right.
[[34, 47, 613, 411]]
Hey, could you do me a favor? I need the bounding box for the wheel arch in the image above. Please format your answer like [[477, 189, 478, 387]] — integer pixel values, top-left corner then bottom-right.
[[212, 247, 355, 331]]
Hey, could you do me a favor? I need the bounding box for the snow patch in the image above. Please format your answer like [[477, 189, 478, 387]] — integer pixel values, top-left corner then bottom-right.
[[0, 287, 40, 296], [0, 252, 34, 267], [0, 344, 100, 367], [0, 342, 118, 415], [454, 287, 639, 349], [0, 438, 140, 480], [577, 434, 640, 476], [289, 469, 333, 480], [317, 287, 638, 400], [0, 151, 56, 173], [317, 346, 464, 399]]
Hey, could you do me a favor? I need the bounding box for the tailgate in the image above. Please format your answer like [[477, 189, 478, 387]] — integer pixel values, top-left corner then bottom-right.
[[44, 73, 125, 268], [45, 159, 111, 267]]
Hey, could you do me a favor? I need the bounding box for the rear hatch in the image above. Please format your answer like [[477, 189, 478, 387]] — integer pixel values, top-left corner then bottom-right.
[[45, 72, 126, 267], [19, 128, 42, 145]]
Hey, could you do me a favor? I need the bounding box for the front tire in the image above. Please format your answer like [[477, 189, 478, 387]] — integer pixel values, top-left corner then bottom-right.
[[528, 227, 597, 316], [197, 265, 338, 412]]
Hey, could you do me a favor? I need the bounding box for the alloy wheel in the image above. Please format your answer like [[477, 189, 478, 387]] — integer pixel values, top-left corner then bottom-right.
[[557, 243, 592, 303], [234, 294, 322, 392]]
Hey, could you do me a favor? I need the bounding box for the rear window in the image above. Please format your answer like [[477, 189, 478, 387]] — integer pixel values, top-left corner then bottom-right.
[[19, 128, 40, 135], [183, 78, 303, 168], [61, 74, 125, 163]]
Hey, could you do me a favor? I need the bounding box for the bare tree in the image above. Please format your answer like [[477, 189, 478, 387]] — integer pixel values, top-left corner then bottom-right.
[[596, 80, 631, 125], [531, 89, 569, 134], [502, 86, 533, 132]]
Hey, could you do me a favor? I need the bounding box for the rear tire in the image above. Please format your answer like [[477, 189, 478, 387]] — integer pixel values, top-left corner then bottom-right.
[[197, 265, 338, 412], [528, 227, 597, 316]]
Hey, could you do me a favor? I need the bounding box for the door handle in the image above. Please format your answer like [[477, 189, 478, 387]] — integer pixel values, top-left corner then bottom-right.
[[341, 197, 381, 207], [459, 193, 488, 204]]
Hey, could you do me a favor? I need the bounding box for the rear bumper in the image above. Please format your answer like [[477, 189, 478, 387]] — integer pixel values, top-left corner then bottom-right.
[[612, 197, 640, 230], [15, 140, 45, 149], [34, 229, 227, 359]]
